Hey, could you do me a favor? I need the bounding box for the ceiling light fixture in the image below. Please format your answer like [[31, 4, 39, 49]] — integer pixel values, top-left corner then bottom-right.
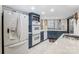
[[41, 12, 45, 15], [31, 6, 36, 10], [50, 8, 54, 12]]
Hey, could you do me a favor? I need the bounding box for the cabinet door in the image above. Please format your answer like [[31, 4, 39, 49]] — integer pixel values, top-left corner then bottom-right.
[[44, 31, 47, 40], [48, 20, 54, 29], [41, 32, 44, 41]]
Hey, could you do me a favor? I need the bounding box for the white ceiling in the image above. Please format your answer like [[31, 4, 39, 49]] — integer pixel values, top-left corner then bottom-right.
[[5, 5, 79, 19]]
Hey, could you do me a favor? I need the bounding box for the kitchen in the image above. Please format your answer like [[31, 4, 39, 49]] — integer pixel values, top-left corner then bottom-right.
[[0, 5, 79, 54]]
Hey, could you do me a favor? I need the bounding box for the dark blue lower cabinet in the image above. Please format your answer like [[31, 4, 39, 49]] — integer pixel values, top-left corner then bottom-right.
[[29, 34, 32, 48], [47, 31, 66, 39], [41, 32, 44, 42]]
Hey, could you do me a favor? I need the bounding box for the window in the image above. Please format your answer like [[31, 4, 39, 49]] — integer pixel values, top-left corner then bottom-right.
[[48, 19, 67, 31]]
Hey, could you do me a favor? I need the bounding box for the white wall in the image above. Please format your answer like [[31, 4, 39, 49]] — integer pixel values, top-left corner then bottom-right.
[[0, 5, 2, 54]]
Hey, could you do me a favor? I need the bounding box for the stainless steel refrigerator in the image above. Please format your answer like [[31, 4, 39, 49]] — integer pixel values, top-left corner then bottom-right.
[[3, 9, 28, 54]]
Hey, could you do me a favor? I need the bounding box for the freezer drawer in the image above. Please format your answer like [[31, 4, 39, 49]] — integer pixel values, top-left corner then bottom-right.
[[4, 40, 28, 54]]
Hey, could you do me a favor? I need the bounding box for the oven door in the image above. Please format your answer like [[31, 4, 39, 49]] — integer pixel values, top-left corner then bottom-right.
[[32, 25, 40, 34], [32, 33, 40, 46]]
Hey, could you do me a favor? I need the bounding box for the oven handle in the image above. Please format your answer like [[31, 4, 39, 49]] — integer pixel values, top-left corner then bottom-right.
[[8, 40, 26, 48]]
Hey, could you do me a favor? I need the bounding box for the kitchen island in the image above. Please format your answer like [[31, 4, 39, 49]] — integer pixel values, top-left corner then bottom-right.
[[44, 33, 79, 54], [28, 33, 79, 54]]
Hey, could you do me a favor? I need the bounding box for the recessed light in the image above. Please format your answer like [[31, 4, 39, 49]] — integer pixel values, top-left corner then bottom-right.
[[31, 6, 36, 10], [50, 8, 54, 12], [41, 12, 45, 15]]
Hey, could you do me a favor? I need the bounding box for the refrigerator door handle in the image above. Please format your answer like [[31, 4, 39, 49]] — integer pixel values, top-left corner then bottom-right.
[[8, 40, 26, 48]]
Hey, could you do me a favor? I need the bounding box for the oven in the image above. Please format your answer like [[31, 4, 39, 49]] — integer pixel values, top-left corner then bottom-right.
[[29, 13, 40, 48]]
